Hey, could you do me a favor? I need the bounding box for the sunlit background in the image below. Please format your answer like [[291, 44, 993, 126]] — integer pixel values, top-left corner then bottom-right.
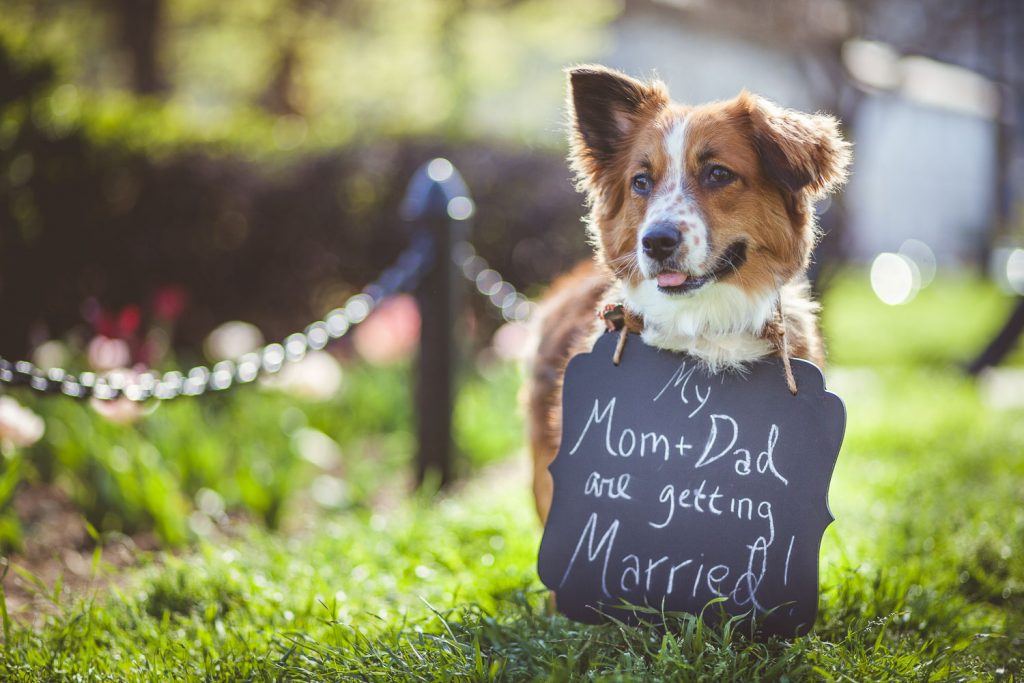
[[1, 3, 1023, 676]]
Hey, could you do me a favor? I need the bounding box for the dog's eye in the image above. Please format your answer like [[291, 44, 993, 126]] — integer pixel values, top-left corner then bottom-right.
[[631, 173, 653, 195], [703, 165, 736, 187]]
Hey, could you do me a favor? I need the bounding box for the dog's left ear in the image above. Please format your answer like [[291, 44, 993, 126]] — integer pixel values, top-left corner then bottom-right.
[[567, 66, 668, 181], [740, 92, 851, 200]]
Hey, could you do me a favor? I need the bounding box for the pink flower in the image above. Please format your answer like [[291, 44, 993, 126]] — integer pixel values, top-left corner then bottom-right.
[[352, 295, 421, 366], [90, 395, 146, 425], [89, 368, 151, 424], [262, 351, 343, 401], [492, 321, 531, 361], [204, 321, 264, 361], [152, 286, 187, 323], [0, 396, 45, 448], [87, 335, 132, 372]]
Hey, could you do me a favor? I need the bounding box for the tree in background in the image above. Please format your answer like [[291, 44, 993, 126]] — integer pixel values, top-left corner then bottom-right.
[[113, 0, 166, 95], [0, 0, 620, 143]]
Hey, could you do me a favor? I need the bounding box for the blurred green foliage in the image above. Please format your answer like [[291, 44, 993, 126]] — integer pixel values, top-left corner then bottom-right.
[[0, 0, 620, 147]]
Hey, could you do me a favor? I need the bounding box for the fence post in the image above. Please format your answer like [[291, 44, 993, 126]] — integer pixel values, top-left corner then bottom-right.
[[401, 158, 473, 488]]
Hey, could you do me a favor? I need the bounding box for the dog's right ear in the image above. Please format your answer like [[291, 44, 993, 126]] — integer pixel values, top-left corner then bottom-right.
[[568, 66, 667, 182]]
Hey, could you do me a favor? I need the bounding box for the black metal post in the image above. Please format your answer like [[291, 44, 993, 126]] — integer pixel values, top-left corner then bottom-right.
[[967, 296, 1024, 375], [401, 159, 472, 488]]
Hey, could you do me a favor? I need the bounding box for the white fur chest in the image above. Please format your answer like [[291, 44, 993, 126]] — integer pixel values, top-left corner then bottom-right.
[[622, 280, 776, 371]]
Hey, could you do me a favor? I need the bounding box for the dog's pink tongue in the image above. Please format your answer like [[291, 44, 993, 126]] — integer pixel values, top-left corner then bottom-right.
[[657, 272, 688, 287]]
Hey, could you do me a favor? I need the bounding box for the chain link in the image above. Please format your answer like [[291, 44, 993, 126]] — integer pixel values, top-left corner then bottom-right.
[[0, 234, 434, 402], [452, 240, 536, 323]]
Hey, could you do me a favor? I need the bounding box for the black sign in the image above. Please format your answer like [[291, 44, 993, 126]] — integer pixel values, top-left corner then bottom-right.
[[537, 332, 845, 637]]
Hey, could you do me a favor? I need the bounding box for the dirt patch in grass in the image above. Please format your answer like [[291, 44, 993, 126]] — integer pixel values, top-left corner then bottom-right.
[[2, 484, 154, 625]]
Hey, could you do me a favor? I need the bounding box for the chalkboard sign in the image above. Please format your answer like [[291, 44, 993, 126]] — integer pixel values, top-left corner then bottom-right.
[[537, 332, 845, 637]]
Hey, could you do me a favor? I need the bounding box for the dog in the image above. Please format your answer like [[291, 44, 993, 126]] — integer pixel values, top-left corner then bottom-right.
[[526, 65, 851, 523]]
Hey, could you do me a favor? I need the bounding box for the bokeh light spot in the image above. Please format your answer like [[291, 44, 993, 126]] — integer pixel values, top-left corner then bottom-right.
[[870, 252, 919, 305], [1006, 248, 1024, 295], [898, 239, 937, 287], [426, 158, 454, 183], [447, 196, 474, 221]]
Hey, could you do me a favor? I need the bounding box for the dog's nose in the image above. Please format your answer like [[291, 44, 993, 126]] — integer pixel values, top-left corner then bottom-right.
[[641, 223, 682, 261]]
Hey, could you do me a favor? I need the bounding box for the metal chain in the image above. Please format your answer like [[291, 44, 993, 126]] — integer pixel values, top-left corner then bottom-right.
[[0, 235, 434, 402], [452, 240, 535, 323], [0, 235, 534, 402]]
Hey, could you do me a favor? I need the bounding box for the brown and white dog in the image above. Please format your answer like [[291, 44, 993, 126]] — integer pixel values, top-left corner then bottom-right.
[[526, 66, 851, 522]]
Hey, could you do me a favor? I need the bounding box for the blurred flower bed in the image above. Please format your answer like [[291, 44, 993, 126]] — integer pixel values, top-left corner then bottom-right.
[[0, 311, 524, 551]]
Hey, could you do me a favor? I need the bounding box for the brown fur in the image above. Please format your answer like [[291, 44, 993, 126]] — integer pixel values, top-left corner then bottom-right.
[[525, 261, 607, 521], [528, 66, 851, 524]]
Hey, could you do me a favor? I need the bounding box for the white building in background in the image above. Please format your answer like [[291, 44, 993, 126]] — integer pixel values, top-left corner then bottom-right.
[[846, 94, 996, 265], [598, 0, 1002, 266]]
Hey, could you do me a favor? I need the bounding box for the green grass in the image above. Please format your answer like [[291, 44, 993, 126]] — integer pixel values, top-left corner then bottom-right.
[[822, 270, 1024, 368], [1, 271, 1023, 680]]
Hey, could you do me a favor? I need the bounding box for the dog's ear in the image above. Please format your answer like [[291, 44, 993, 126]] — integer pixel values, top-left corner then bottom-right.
[[567, 66, 667, 179], [740, 92, 851, 199]]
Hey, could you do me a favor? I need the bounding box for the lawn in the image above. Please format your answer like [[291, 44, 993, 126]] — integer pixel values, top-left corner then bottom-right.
[[1, 271, 1022, 681]]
